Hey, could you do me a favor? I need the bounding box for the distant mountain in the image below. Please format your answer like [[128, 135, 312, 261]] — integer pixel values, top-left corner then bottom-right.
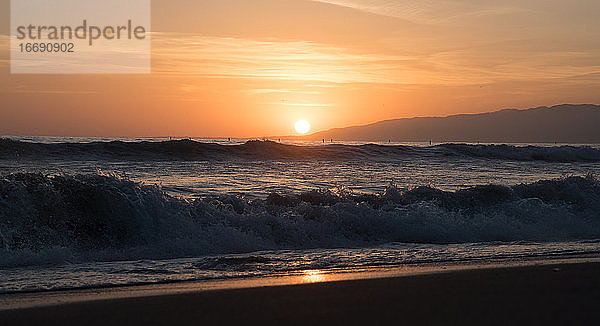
[[304, 104, 600, 143]]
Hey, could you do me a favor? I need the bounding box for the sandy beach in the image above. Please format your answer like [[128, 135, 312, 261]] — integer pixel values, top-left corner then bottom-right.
[[1, 259, 599, 326]]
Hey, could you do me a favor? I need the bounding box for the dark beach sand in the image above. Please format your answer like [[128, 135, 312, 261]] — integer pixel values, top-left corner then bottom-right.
[[2, 261, 600, 326]]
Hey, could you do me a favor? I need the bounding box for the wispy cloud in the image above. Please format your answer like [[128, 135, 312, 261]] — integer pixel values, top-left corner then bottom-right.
[[262, 102, 333, 107], [0, 88, 97, 95], [151, 33, 423, 84], [246, 89, 321, 95], [310, 0, 533, 23], [150, 33, 600, 86]]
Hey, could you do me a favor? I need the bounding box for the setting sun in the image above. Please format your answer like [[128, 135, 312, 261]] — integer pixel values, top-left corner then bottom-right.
[[295, 120, 311, 134]]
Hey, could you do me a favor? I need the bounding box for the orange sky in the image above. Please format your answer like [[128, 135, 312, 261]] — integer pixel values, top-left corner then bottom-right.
[[1, 0, 599, 137]]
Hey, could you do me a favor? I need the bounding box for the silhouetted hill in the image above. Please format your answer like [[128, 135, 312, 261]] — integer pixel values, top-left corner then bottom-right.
[[305, 104, 600, 143]]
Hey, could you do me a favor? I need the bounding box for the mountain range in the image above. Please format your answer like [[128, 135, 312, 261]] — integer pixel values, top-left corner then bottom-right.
[[301, 104, 600, 143]]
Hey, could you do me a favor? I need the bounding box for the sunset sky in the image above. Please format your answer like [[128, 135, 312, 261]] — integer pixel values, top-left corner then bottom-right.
[[1, 0, 599, 137]]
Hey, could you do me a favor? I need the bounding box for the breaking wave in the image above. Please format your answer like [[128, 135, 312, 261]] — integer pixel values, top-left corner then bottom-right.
[[1, 172, 600, 268], [1, 138, 600, 162]]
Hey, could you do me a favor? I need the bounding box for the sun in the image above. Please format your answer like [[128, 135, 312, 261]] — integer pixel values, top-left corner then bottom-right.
[[295, 120, 311, 134]]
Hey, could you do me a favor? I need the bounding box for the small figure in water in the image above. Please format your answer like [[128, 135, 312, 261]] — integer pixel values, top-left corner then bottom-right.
[[323, 139, 325, 143], [429, 140, 432, 146]]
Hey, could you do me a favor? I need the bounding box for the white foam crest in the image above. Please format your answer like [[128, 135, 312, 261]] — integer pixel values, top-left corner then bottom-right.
[[1, 173, 599, 267]]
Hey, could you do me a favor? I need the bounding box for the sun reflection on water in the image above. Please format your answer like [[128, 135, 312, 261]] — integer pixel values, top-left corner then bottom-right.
[[302, 270, 326, 283]]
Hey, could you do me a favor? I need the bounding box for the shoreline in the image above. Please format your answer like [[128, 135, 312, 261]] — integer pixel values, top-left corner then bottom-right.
[[1, 255, 600, 325]]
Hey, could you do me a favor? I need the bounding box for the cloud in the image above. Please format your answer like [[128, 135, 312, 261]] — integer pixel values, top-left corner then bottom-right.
[[151, 33, 426, 84], [309, 0, 532, 24], [246, 89, 321, 95], [150, 33, 600, 86], [262, 102, 333, 107]]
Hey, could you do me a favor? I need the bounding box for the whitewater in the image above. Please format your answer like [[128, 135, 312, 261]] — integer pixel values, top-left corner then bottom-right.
[[1, 137, 600, 293]]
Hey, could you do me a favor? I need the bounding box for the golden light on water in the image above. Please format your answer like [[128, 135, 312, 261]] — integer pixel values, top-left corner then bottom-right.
[[295, 120, 311, 134], [302, 269, 325, 283]]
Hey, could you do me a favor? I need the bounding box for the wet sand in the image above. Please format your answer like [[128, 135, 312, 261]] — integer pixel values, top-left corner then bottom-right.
[[1, 261, 600, 325]]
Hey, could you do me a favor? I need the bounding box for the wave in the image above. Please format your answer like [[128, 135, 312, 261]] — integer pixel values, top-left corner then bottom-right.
[[1, 172, 600, 267], [438, 143, 600, 162], [1, 138, 600, 162]]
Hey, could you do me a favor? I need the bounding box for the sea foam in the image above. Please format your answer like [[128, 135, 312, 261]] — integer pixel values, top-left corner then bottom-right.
[[1, 172, 599, 267]]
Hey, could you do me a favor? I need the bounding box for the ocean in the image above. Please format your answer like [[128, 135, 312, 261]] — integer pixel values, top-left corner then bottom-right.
[[1, 137, 600, 293]]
